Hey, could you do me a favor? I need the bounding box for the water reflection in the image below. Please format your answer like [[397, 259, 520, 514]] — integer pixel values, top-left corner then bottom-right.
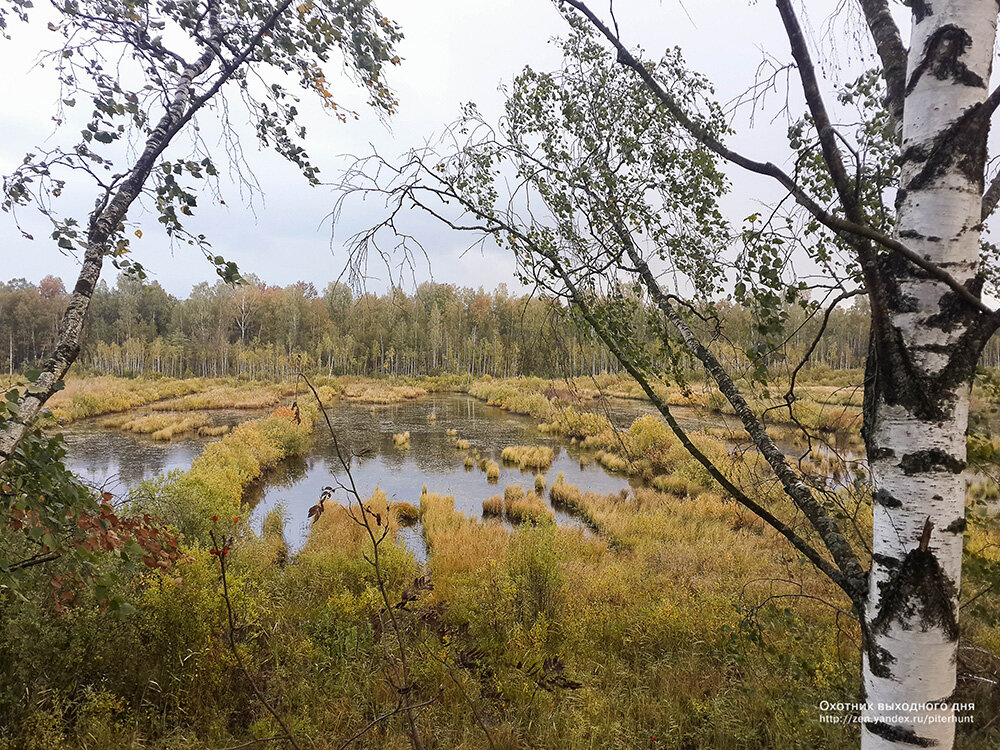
[[58, 393, 761, 557], [247, 394, 639, 553], [59, 409, 266, 494]]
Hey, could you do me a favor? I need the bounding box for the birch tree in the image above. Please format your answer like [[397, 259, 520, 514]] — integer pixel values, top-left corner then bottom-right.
[[0, 0, 401, 473], [338, 2, 1000, 747]]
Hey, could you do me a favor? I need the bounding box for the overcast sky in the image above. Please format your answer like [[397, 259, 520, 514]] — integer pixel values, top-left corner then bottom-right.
[[0, 0, 902, 298]]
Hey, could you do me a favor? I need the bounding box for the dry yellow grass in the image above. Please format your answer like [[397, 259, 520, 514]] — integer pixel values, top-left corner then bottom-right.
[[482, 494, 504, 517], [151, 416, 212, 441], [304, 487, 399, 556], [341, 382, 427, 403], [481, 485, 554, 525], [390, 501, 420, 526], [406, 472, 860, 749], [153, 382, 295, 411], [500, 444, 555, 470], [102, 411, 211, 440], [197, 425, 230, 437], [419, 490, 508, 604], [48, 376, 212, 422]]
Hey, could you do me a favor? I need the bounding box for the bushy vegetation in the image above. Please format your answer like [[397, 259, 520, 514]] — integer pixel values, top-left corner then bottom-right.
[[343, 382, 427, 403], [482, 485, 554, 526], [2, 374, 999, 748], [128, 406, 314, 542], [390, 501, 420, 526], [501, 445, 555, 470], [47, 376, 212, 423], [103, 411, 212, 440]]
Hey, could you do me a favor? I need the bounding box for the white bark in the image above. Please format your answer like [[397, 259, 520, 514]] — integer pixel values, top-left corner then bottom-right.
[[862, 2, 997, 747]]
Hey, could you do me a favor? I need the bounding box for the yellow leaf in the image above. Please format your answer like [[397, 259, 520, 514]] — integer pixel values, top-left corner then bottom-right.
[[134, 229, 142, 239]]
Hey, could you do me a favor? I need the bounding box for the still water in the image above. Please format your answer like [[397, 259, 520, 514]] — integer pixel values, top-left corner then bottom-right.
[[60, 394, 676, 559]]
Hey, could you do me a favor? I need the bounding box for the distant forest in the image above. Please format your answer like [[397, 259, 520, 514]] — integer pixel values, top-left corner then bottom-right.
[[4, 274, 989, 379]]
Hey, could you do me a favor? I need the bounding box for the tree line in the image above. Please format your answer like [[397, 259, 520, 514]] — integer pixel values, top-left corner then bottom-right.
[[2, 273, 967, 381]]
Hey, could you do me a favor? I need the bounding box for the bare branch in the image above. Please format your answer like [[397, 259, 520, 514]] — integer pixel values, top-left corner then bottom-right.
[[855, 0, 907, 128], [560, 0, 994, 317]]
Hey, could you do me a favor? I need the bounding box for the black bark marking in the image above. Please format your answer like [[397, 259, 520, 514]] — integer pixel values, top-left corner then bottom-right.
[[872, 546, 959, 641], [911, 0, 932, 24], [899, 448, 966, 474], [871, 446, 897, 461], [898, 229, 942, 243], [867, 642, 897, 679], [906, 24, 984, 94], [873, 552, 901, 568], [874, 489, 903, 508], [944, 517, 966, 534], [865, 721, 938, 746], [924, 276, 986, 332], [901, 101, 991, 193]]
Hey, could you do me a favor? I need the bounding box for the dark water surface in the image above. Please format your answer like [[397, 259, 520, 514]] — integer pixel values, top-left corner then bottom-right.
[[244, 393, 643, 558], [59, 393, 860, 561], [59, 409, 268, 493], [59, 395, 667, 559]]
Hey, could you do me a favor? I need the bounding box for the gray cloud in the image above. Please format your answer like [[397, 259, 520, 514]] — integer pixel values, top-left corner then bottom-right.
[[0, 1, 900, 296]]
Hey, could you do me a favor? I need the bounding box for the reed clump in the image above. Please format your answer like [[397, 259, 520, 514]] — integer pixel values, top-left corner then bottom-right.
[[468, 378, 554, 419], [392, 431, 411, 449], [455, 438, 470, 450], [154, 382, 295, 411], [548, 473, 597, 531], [481, 485, 554, 525], [151, 415, 212, 441], [342, 382, 427, 403], [197, 425, 230, 437], [652, 474, 700, 497], [538, 408, 613, 440], [390, 501, 421, 526], [104, 411, 212, 440], [482, 494, 505, 518], [500, 445, 555, 470], [486, 460, 500, 482], [49, 376, 212, 423]]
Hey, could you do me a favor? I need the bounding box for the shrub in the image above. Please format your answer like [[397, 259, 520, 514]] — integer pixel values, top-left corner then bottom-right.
[[198, 425, 230, 437], [482, 494, 504, 518], [391, 501, 420, 526], [653, 474, 694, 497], [501, 445, 555, 470], [506, 492, 553, 525]]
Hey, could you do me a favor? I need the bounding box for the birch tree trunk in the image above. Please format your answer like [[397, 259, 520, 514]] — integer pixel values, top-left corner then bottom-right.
[[862, 2, 998, 746]]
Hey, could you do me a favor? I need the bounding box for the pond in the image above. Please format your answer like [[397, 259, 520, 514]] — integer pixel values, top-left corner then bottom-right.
[[59, 408, 265, 493], [59, 394, 672, 560], [59, 392, 852, 562]]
